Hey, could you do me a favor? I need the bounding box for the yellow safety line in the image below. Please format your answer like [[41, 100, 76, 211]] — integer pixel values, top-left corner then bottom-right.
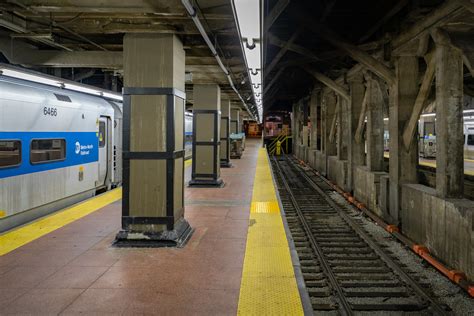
[[185, 159, 192, 168], [0, 188, 122, 256], [237, 149, 304, 315], [0, 159, 191, 256]]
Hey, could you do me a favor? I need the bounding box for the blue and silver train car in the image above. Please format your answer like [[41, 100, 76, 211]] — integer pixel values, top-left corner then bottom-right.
[[185, 112, 193, 159], [0, 75, 123, 232]]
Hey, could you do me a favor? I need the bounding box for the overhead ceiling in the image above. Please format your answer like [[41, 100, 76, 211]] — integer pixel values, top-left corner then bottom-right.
[[0, 0, 257, 116], [263, 0, 474, 112]]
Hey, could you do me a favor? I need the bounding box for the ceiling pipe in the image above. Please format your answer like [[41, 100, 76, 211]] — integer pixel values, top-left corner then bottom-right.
[[181, 0, 256, 120]]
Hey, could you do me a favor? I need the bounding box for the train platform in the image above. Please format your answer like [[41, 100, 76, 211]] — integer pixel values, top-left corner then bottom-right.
[[0, 139, 307, 315]]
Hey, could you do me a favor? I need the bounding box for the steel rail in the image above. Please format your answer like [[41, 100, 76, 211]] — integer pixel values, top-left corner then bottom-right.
[[287, 157, 449, 316], [272, 156, 354, 316]]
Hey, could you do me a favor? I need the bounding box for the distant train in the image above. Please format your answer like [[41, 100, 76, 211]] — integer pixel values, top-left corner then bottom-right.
[[0, 71, 193, 232], [185, 112, 193, 159], [381, 115, 474, 159]]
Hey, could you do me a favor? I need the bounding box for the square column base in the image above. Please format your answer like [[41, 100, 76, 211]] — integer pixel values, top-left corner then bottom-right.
[[220, 160, 233, 168], [188, 178, 225, 188], [113, 218, 193, 248]]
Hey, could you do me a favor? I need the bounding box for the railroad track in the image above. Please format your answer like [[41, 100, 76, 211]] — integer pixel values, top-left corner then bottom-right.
[[271, 155, 450, 315]]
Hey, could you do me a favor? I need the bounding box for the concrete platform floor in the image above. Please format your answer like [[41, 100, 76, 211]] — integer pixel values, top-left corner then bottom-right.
[[0, 140, 263, 315]]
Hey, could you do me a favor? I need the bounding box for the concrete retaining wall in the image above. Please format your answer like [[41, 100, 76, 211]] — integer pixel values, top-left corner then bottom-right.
[[307, 149, 316, 169], [327, 156, 348, 191], [401, 184, 474, 279], [353, 166, 389, 219]]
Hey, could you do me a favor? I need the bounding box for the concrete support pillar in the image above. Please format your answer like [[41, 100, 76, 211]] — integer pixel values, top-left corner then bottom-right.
[[325, 92, 337, 156], [230, 109, 240, 134], [337, 94, 349, 160], [220, 98, 232, 167], [291, 104, 297, 153], [117, 33, 192, 247], [189, 84, 223, 187], [310, 88, 318, 149], [112, 75, 119, 92], [366, 77, 385, 171], [389, 56, 419, 223], [347, 74, 366, 190], [435, 42, 464, 198], [302, 100, 309, 147], [321, 95, 326, 153]]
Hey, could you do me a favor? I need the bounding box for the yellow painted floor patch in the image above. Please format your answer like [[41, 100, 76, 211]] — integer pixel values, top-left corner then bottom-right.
[[0, 188, 122, 256], [185, 159, 192, 168], [238, 149, 304, 315]]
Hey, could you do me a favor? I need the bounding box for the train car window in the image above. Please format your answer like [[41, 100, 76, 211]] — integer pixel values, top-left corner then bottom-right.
[[54, 94, 72, 102], [99, 121, 106, 148], [468, 135, 474, 146], [0, 140, 21, 168], [30, 139, 66, 164]]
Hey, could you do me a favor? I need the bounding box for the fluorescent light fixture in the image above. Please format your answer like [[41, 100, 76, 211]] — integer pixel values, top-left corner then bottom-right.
[[233, 0, 260, 44], [421, 113, 436, 117], [232, 0, 263, 122], [245, 42, 261, 71]]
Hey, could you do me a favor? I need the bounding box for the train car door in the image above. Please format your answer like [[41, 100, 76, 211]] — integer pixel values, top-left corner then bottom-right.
[[98, 117, 109, 187], [466, 128, 474, 160]]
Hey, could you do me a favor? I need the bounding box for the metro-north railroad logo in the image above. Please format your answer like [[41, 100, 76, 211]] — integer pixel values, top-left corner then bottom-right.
[[75, 142, 93, 156]]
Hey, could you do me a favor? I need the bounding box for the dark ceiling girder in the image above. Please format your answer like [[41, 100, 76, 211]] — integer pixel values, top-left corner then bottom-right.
[[267, 33, 321, 61], [263, 66, 286, 95], [292, 9, 396, 85], [358, 0, 410, 43], [264, 0, 291, 33], [304, 66, 350, 101], [457, 0, 474, 13], [265, 27, 302, 76]]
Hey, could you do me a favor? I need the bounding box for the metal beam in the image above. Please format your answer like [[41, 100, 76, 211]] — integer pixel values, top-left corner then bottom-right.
[[359, 0, 410, 43], [392, 0, 465, 50], [291, 7, 396, 85], [264, 0, 290, 32], [305, 67, 350, 102], [354, 87, 369, 144], [268, 33, 321, 61], [263, 67, 286, 95], [265, 28, 302, 76]]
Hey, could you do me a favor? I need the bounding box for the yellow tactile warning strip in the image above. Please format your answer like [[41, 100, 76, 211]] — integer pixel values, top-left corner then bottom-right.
[[237, 149, 304, 315], [0, 188, 122, 256]]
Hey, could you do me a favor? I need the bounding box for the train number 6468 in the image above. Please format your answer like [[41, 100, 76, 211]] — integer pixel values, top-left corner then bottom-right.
[[43, 107, 58, 116]]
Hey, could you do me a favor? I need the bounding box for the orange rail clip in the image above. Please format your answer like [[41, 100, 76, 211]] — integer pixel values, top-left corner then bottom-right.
[[448, 270, 466, 284], [412, 244, 429, 255], [468, 286, 474, 297], [386, 225, 399, 233]]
